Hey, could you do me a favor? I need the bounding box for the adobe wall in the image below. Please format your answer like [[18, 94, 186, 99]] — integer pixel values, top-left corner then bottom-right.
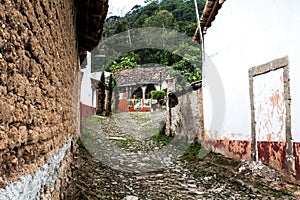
[[0, 0, 81, 198]]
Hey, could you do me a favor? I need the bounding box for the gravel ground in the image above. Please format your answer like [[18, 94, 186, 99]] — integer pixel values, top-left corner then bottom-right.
[[65, 113, 300, 200]]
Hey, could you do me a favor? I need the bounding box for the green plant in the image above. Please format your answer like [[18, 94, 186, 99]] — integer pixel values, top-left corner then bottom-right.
[[77, 138, 84, 148], [181, 143, 204, 162], [151, 90, 166, 100], [172, 43, 202, 83], [150, 122, 172, 145], [151, 133, 172, 145], [108, 52, 140, 73], [270, 187, 294, 198]]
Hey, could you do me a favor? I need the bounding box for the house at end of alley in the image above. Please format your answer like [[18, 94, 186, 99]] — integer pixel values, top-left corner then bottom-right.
[[80, 53, 170, 116], [196, 0, 300, 179], [113, 65, 168, 112]]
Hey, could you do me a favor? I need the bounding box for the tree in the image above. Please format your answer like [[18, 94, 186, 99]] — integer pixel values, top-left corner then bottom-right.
[[96, 71, 106, 115], [114, 85, 120, 112], [172, 59, 201, 83], [103, 0, 206, 37], [108, 52, 140, 73], [144, 0, 158, 3], [101, 0, 205, 86], [103, 16, 121, 38], [133, 14, 149, 28], [114, 19, 127, 34], [178, 21, 198, 37], [172, 42, 202, 83], [143, 10, 178, 30], [106, 74, 116, 116]]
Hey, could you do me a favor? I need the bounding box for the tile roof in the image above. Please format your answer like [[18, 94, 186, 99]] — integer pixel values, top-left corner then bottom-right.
[[193, 0, 226, 43], [77, 0, 109, 62], [113, 65, 169, 86]]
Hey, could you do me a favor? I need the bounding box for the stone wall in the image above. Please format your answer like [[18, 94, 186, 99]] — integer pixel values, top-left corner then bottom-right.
[[166, 88, 203, 143], [0, 0, 84, 198]]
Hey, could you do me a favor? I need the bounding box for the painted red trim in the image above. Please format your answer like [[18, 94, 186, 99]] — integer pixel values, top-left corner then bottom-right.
[[203, 138, 300, 179], [257, 141, 286, 170], [80, 103, 96, 133], [293, 142, 300, 179], [118, 99, 128, 112], [80, 103, 96, 120], [202, 139, 251, 160], [119, 98, 152, 112]]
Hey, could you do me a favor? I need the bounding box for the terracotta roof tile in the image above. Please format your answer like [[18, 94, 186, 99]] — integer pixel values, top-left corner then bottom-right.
[[113, 66, 169, 86], [193, 0, 226, 43]]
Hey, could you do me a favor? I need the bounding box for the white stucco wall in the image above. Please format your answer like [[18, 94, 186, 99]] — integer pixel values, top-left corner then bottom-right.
[[253, 68, 286, 142], [81, 52, 110, 107], [203, 0, 300, 142], [154, 81, 168, 91]]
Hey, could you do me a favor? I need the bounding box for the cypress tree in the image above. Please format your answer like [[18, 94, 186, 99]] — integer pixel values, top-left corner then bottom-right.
[[106, 74, 116, 116], [96, 71, 106, 115]]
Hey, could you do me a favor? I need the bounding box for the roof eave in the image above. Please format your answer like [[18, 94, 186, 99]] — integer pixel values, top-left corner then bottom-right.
[[193, 0, 226, 44]]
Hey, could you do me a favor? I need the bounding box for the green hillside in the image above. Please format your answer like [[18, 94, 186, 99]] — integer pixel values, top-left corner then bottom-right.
[[97, 0, 205, 85]]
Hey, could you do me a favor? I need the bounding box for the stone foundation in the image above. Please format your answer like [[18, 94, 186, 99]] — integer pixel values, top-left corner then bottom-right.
[[0, 136, 75, 199], [0, 0, 109, 197]]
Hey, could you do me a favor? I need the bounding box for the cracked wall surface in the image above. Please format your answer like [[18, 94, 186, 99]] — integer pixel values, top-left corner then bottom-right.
[[0, 0, 83, 198], [0, 137, 74, 200], [167, 89, 203, 143], [200, 0, 300, 178]]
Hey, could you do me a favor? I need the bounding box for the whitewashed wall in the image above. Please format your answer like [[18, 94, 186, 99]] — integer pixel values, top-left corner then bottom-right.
[[0, 137, 73, 200], [203, 0, 300, 142], [81, 52, 110, 108], [253, 68, 286, 142]]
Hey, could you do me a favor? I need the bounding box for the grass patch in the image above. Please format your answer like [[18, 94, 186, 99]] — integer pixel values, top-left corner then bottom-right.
[[151, 132, 173, 145], [150, 122, 173, 145], [253, 180, 265, 188], [270, 188, 294, 198], [76, 138, 94, 158], [128, 112, 151, 122], [181, 143, 204, 162], [77, 138, 85, 148], [81, 126, 94, 137], [211, 156, 239, 167], [113, 136, 137, 149]]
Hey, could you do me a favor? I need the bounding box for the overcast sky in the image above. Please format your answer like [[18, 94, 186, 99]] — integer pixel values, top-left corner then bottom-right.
[[107, 0, 149, 17]]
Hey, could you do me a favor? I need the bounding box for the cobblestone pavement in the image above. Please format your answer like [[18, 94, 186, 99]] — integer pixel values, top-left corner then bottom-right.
[[66, 113, 300, 199]]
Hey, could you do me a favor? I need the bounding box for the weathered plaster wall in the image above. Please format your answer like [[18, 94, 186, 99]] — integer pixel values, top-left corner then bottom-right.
[[203, 0, 300, 141], [80, 52, 111, 109], [202, 0, 300, 175], [204, 139, 251, 161], [294, 143, 300, 179], [167, 89, 203, 143], [248, 57, 292, 171], [0, 0, 82, 197]]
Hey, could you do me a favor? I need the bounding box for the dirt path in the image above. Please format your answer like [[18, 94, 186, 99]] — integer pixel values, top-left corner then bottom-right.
[[66, 113, 300, 199]]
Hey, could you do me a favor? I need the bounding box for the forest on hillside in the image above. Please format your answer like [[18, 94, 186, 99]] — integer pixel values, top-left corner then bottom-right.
[[94, 0, 206, 85], [104, 0, 206, 37]]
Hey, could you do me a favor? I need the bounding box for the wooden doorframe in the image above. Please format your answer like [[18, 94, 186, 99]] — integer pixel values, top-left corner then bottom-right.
[[248, 56, 292, 172]]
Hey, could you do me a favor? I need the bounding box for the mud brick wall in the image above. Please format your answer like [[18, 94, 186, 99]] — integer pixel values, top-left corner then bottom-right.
[[0, 0, 80, 198]]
